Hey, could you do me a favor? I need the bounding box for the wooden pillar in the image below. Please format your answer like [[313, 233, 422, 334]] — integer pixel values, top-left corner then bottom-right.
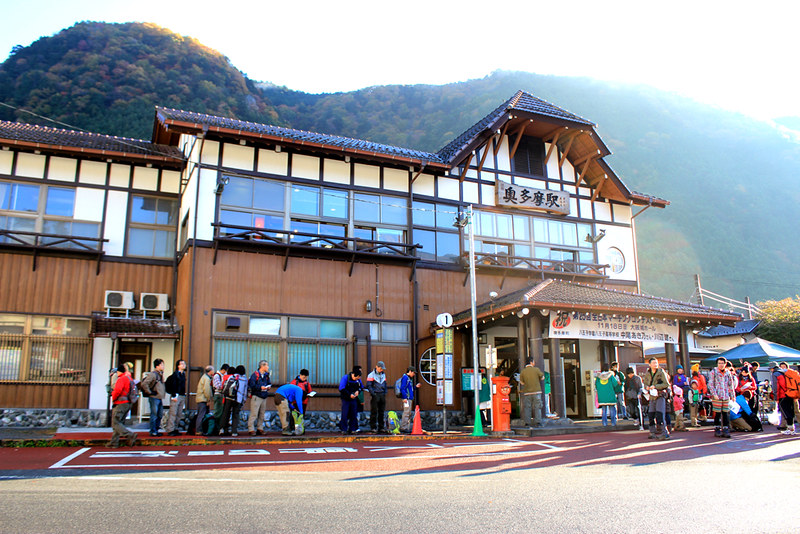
[[530, 313, 546, 421], [549, 337, 567, 420], [678, 323, 690, 371], [600, 340, 611, 368], [517, 315, 528, 375], [665, 343, 677, 374]]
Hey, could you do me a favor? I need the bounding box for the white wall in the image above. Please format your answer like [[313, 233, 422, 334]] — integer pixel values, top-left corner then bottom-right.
[[88, 338, 113, 410], [596, 223, 637, 282]]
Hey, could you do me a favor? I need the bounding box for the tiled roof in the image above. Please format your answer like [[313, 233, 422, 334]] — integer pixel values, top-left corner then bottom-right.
[[92, 312, 179, 337], [0, 120, 184, 160], [451, 279, 741, 325], [156, 107, 445, 165], [435, 90, 594, 163], [697, 319, 761, 338]]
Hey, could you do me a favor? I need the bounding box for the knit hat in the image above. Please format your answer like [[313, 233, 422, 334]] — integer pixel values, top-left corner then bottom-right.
[[675, 364, 683, 370]]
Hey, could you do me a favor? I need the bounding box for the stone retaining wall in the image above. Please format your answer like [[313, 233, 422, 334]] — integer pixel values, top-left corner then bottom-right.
[[0, 408, 468, 431]]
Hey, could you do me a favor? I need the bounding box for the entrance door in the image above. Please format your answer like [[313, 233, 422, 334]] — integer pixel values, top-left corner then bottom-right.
[[494, 337, 519, 417], [118, 342, 150, 416], [544, 340, 583, 418]]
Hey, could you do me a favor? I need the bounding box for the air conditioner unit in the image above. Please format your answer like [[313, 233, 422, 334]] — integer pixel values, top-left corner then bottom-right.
[[140, 293, 170, 312], [105, 290, 135, 310]]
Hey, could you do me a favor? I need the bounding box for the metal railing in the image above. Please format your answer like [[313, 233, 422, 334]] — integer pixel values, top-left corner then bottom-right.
[[0, 229, 107, 252], [0, 334, 91, 382], [466, 252, 609, 278], [211, 222, 419, 258]]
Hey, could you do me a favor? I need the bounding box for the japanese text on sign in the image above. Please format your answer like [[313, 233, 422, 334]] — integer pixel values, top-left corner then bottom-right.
[[548, 311, 678, 342], [495, 178, 570, 215]]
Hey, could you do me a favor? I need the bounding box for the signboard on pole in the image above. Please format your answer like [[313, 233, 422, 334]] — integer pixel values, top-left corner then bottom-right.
[[548, 311, 679, 343], [436, 328, 454, 406]]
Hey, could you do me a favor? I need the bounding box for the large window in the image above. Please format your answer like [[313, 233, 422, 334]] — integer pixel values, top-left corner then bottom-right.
[[412, 201, 460, 263], [533, 217, 594, 264], [217, 175, 411, 254], [0, 182, 100, 248], [288, 317, 347, 385], [0, 314, 91, 382], [473, 210, 532, 260], [127, 195, 178, 258]]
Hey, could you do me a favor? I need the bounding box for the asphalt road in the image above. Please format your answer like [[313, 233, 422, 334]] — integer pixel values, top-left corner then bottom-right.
[[1, 430, 798, 533]]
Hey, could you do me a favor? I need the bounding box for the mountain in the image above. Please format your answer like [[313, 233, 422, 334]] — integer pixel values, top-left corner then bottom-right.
[[2, 22, 799, 305]]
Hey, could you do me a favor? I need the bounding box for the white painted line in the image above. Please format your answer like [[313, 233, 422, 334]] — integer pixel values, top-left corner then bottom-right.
[[49, 447, 90, 469], [528, 441, 563, 451]]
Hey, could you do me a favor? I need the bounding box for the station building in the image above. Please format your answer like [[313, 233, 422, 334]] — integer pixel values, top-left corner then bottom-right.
[[0, 91, 740, 419]]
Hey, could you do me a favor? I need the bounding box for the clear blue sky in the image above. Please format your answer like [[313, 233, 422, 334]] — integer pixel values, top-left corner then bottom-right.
[[2, 0, 799, 121]]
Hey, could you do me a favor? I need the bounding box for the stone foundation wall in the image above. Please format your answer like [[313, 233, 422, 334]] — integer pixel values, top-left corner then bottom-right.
[[0, 407, 468, 431]]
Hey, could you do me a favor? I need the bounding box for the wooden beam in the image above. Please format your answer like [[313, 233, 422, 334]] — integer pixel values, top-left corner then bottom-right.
[[508, 122, 530, 161], [493, 121, 511, 156], [544, 130, 563, 166], [410, 163, 426, 184], [574, 149, 601, 166], [475, 136, 494, 174], [591, 177, 607, 202], [458, 152, 474, 182], [576, 155, 598, 186], [543, 126, 568, 142], [558, 134, 576, 167]]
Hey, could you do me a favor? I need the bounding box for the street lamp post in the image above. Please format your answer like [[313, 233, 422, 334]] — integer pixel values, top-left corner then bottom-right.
[[465, 205, 485, 436]]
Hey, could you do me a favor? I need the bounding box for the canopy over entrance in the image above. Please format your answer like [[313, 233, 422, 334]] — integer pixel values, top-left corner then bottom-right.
[[698, 338, 800, 368], [450, 279, 741, 328]]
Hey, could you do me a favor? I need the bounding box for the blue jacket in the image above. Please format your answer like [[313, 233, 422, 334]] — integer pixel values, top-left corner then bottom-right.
[[248, 370, 272, 399], [275, 383, 304, 414], [339, 374, 362, 400], [400, 374, 414, 400]]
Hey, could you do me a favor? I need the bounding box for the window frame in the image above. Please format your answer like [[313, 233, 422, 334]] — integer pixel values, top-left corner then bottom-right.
[[126, 194, 178, 259]]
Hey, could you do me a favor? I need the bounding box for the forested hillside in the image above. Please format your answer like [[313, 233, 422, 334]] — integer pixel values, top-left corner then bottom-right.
[[2, 22, 799, 304]]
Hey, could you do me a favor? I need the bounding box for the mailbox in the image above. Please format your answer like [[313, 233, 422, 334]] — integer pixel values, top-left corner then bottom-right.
[[491, 376, 512, 431]]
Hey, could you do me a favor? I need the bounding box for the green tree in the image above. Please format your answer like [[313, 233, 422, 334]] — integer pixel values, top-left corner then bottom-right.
[[755, 297, 800, 350]]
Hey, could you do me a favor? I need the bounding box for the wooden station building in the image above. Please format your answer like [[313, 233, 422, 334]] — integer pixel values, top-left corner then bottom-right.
[[0, 91, 740, 418]]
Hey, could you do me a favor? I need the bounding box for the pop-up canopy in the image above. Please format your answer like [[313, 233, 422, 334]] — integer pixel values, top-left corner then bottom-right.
[[698, 338, 800, 368]]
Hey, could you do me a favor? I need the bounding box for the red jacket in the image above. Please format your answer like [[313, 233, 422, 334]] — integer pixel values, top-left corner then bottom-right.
[[694, 374, 707, 395], [112, 373, 131, 405], [290, 376, 313, 408], [776, 373, 788, 400]]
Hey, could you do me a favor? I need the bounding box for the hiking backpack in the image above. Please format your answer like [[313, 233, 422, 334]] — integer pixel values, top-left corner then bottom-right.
[[784, 369, 800, 399], [126, 378, 140, 404], [394, 376, 404, 398], [222, 376, 239, 401]]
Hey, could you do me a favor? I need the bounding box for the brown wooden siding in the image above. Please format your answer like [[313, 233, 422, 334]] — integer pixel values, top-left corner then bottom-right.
[[0, 252, 173, 316], [0, 382, 88, 408]]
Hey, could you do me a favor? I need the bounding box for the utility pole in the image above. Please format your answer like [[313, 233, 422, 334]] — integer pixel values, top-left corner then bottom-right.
[[694, 274, 704, 306]]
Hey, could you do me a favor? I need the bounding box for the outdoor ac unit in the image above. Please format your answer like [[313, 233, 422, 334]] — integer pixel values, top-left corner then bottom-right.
[[140, 292, 170, 312], [104, 290, 135, 310]]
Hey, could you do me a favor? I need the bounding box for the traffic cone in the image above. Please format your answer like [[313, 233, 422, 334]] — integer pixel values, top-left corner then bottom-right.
[[411, 405, 424, 435], [472, 410, 487, 437]]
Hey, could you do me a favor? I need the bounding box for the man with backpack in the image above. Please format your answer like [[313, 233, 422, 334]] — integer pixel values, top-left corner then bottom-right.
[[140, 358, 165, 437], [776, 361, 799, 436], [624, 367, 644, 430], [274, 382, 305, 436], [247, 361, 272, 436], [366, 361, 388, 433], [164, 359, 187, 436], [643, 357, 670, 440], [108, 363, 138, 448], [211, 363, 230, 434], [195, 365, 214, 435], [220, 365, 248, 437], [290, 369, 313, 415], [398, 366, 420, 433]]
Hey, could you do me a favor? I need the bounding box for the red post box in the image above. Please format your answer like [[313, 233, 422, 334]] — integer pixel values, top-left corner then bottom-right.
[[491, 376, 512, 431]]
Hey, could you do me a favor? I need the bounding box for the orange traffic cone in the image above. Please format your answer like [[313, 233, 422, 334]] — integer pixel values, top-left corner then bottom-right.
[[411, 405, 424, 435]]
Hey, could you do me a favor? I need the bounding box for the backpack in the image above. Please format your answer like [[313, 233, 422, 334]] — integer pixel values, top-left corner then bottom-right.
[[387, 411, 401, 434], [785, 369, 800, 399], [126, 377, 140, 404], [394, 376, 404, 398], [222, 375, 239, 401]]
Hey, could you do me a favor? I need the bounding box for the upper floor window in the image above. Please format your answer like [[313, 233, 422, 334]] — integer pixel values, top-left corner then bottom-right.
[[127, 195, 177, 259], [412, 201, 460, 263], [0, 182, 100, 249], [512, 136, 545, 177]]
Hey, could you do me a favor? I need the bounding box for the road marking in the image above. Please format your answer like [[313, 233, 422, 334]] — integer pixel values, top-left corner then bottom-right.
[[49, 447, 90, 469]]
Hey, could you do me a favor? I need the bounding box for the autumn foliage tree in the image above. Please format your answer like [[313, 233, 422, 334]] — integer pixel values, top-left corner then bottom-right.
[[754, 297, 800, 350]]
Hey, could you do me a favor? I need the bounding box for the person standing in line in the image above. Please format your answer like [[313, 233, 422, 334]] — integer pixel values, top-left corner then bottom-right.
[[220, 365, 248, 437], [211, 364, 230, 434], [708, 356, 736, 439], [108, 363, 137, 448], [673, 364, 690, 418], [140, 358, 165, 437], [624, 367, 645, 430], [195, 365, 214, 435], [164, 360, 187, 436], [643, 357, 670, 440], [519, 357, 544, 427], [366, 361, 388, 433], [399, 366, 420, 433], [688, 379, 702, 427], [610, 361, 627, 419], [290, 369, 313, 416], [247, 360, 272, 436], [339, 367, 363, 434], [595, 364, 619, 427]]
